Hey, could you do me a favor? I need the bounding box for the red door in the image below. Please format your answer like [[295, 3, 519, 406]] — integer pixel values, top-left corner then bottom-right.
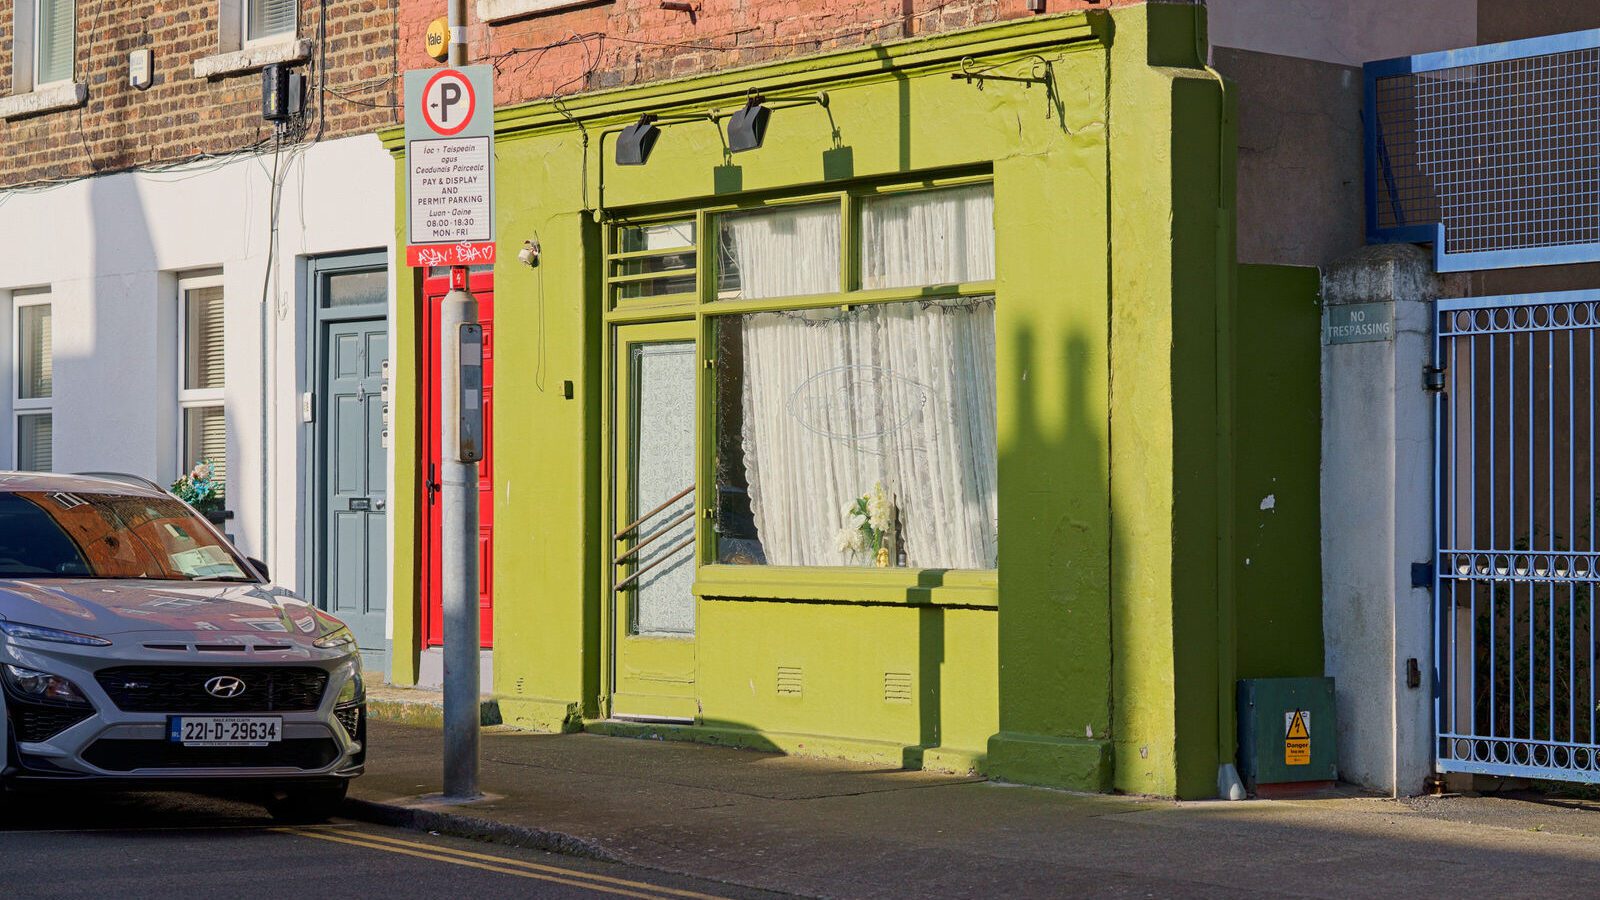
[[421, 270, 494, 648]]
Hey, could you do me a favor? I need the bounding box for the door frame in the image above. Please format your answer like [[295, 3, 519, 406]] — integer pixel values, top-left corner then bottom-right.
[[419, 267, 496, 649], [607, 319, 700, 722], [298, 250, 389, 614]]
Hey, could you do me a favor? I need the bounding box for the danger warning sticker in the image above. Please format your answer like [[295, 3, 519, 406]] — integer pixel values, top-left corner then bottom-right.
[[1284, 709, 1311, 766]]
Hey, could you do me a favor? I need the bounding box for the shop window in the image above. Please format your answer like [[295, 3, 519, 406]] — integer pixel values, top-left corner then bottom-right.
[[709, 184, 997, 570], [611, 219, 696, 303], [14, 297, 52, 471], [178, 278, 227, 491], [860, 183, 995, 289], [716, 203, 841, 300]]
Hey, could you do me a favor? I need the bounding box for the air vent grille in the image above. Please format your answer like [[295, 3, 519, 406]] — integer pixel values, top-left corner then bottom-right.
[[776, 666, 803, 698], [884, 672, 913, 704]]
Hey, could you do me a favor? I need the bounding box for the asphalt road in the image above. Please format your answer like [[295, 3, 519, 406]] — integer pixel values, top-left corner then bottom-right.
[[0, 788, 789, 900]]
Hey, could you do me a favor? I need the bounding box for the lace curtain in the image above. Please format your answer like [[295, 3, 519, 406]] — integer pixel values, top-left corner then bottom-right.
[[724, 185, 998, 569]]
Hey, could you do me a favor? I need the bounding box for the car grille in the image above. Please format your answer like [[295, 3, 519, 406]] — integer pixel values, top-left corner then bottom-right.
[[82, 738, 340, 772], [6, 698, 94, 743], [335, 704, 362, 739], [94, 667, 328, 713]]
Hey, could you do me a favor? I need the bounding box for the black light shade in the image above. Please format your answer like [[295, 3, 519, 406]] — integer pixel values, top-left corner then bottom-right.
[[727, 101, 771, 153], [616, 115, 661, 166]]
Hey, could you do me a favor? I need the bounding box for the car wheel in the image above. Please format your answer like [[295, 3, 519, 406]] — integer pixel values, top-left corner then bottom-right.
[[264, 780, 349, 823]]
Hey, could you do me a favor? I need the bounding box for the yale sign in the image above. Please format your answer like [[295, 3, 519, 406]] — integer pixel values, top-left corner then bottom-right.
[[425, 18, 449, 62], [404, 65, 495, 268]]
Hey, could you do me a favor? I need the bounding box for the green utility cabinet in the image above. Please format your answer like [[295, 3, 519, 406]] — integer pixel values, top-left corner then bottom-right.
[[1237, 677, 1337, 788]]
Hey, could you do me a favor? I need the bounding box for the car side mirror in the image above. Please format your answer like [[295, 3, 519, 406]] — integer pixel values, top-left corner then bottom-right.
[[246, 557, 270, 582]]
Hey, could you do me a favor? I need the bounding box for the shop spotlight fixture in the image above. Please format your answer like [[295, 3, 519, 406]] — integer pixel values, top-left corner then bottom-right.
[[726, 98, 772, 153], [615, 114, 661, 166]]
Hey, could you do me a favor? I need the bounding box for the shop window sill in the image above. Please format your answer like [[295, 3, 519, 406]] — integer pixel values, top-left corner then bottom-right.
[[0, 82, 87, 120], [694, 564, 997, 608], [478, 0, 604, 23], [193, 38, 313, 80]]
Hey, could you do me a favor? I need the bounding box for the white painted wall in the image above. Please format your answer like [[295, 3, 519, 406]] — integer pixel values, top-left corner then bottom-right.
[[1321, 243, 1456, 795], [0, 135, 396, 636], [1207, 0, 1477, 65]]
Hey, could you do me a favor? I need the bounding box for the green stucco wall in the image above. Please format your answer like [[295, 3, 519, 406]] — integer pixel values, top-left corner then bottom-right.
[[1233, 264, 1324, 680], [384, 6, 1253, 797]]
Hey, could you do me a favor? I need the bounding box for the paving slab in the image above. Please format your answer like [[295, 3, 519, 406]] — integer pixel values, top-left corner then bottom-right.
[[351, 720, 1600, 898]]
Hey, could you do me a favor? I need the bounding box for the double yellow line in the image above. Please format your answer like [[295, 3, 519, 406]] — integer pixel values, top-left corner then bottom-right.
[[277, 826, 731, 899]]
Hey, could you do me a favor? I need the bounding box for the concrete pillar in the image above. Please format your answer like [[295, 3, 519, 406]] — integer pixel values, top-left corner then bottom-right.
[[1320, 243, 1463, 795]]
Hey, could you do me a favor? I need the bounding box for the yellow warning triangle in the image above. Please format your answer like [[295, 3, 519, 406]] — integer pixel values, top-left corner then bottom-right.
[[1287, 710, 1309, 739]]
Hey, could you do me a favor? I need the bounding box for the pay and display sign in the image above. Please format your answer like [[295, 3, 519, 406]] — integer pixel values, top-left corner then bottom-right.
[[405, 66, 495, 268]]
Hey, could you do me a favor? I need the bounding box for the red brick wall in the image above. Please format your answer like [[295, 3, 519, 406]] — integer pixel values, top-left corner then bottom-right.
[[397, 0, 1135, 110], [0, 0, 399, 189]]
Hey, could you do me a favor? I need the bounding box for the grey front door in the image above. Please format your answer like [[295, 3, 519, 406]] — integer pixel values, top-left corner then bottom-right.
[[310, 257, 389, 673]]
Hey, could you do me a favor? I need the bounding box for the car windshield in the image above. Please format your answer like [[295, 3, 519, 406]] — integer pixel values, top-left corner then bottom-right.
[[0, 490, 253, 582]]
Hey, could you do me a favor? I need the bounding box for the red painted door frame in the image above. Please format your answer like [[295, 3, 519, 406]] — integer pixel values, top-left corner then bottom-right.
[[421, 270, 495, 648]]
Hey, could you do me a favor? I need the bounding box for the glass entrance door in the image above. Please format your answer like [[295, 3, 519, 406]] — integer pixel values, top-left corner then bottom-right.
[[611, 322, 698, 720]]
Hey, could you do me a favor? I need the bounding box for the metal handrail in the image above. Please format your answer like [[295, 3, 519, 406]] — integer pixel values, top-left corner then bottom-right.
[[615, 508, 696, 565], [614, 484, 693, 540], [615, 536, 695, 592]]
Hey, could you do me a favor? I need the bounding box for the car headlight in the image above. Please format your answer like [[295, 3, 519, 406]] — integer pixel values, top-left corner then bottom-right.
[[313, 626, 356, 650], [0, 621, 112, 647], [3, 664, 91, 706], [336, 671, 365, 706]]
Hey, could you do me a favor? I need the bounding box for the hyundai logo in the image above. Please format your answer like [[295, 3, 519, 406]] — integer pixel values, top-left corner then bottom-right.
[[204, 675, 247, 698]]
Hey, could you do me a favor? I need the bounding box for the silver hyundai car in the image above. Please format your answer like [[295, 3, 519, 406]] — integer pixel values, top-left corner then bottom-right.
[[0, 472, 364, 820]]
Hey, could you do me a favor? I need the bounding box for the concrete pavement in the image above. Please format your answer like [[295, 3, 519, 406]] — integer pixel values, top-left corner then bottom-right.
[[350, 718, 1600, 898]]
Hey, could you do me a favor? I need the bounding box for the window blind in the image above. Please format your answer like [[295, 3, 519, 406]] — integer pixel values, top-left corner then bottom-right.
[[18, 305, 52, 400], [247, 0, 296, 41], [184, 286, 225, 391], [17, 414, 52, 472], [183, 406, 227, 487], [35, 0, 75, 85]]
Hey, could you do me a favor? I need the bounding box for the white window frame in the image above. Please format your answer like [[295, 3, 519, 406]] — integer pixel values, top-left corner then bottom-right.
[[8, 0, 79, 96], [176, 274, 226, 481], [12, 292, 52, 472]]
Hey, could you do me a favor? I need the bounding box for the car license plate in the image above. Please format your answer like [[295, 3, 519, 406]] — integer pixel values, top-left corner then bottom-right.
[[168, 716, 282, 747]]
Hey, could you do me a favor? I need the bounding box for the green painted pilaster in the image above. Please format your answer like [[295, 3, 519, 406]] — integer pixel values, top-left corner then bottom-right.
[[1106, 2, 1235, 799]]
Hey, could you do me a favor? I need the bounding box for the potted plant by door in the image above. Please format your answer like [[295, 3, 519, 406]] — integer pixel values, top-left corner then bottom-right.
[[171, 460, 227, 525]]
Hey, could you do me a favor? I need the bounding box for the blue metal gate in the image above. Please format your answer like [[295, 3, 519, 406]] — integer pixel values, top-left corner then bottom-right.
[[1435, 291, 1600, 782]]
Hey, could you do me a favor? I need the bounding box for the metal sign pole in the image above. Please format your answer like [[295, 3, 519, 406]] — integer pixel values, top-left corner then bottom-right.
[[441, 266, 481, 802], [440, 0, 480, 803]]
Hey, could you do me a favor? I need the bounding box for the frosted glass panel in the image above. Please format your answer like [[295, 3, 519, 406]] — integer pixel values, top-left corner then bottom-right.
[[630, 341, 696, 636]]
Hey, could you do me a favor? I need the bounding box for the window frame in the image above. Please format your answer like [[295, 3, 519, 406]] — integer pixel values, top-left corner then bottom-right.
[[12, 292, 52, 472], [602, 172, 999, 605], [176, 274, 226, 485]]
